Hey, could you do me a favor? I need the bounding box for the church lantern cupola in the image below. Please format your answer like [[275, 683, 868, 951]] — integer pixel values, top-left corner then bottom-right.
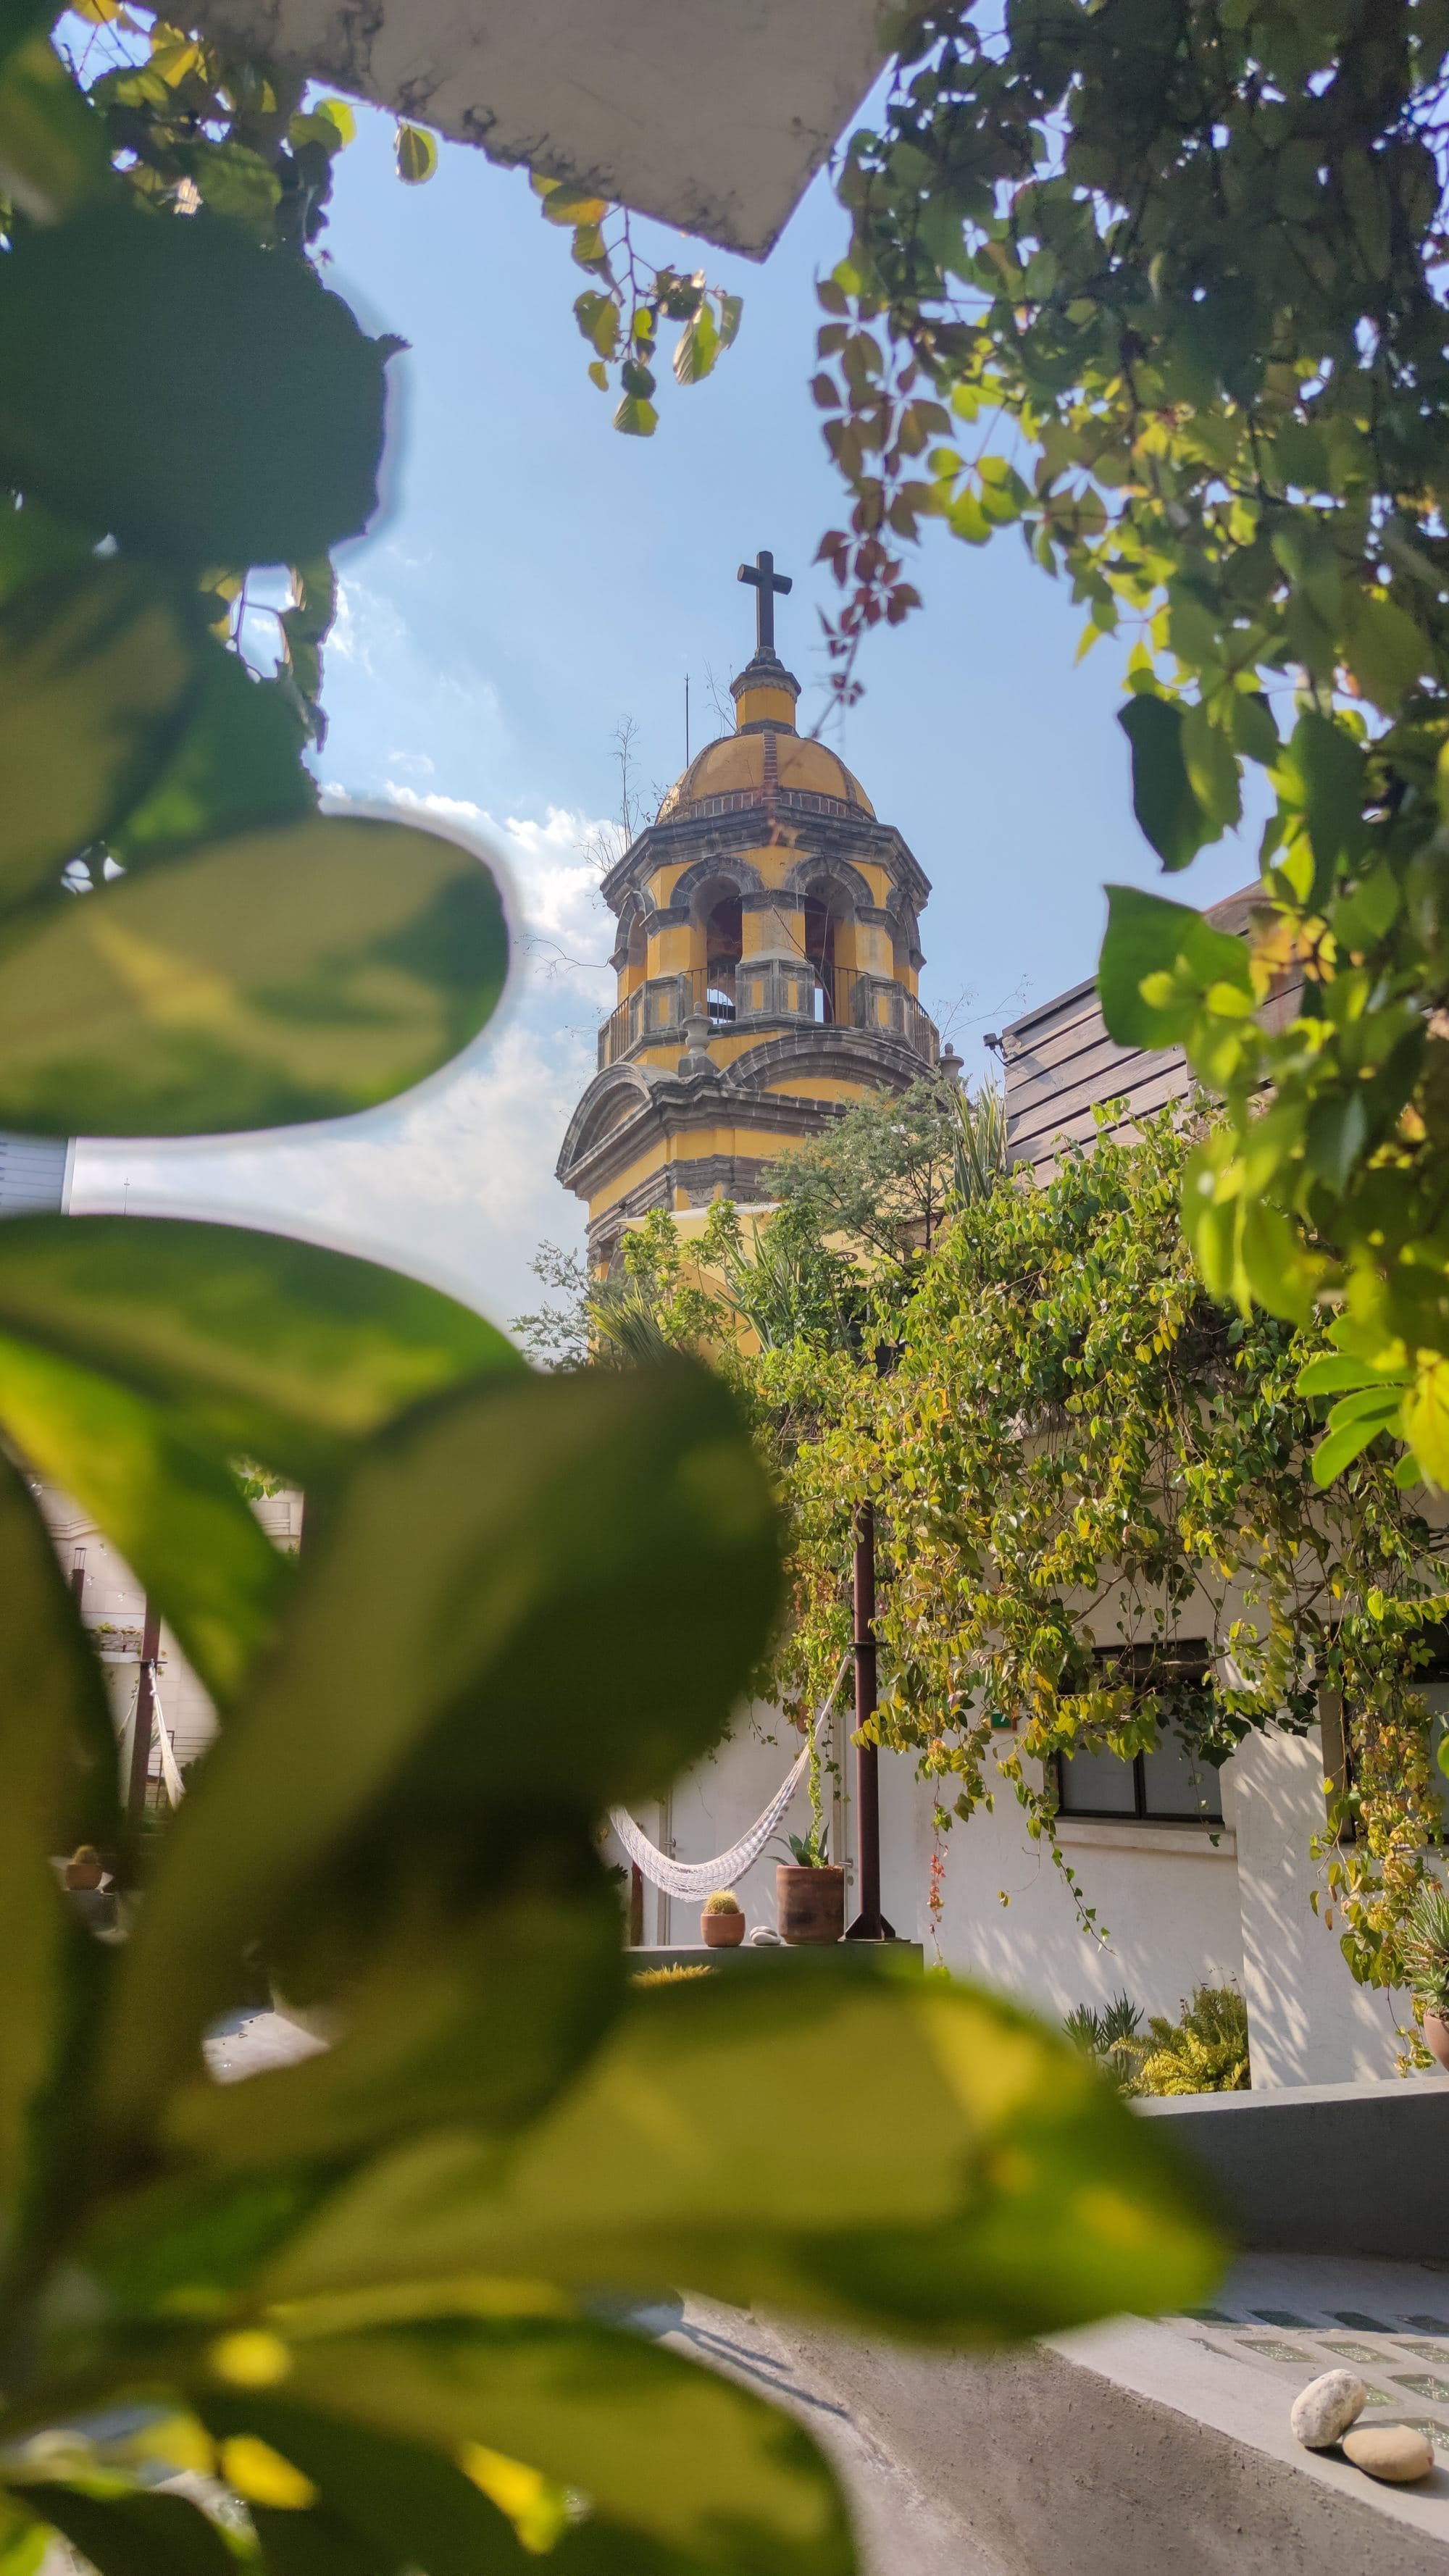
[[556, 551, 938, 1268]]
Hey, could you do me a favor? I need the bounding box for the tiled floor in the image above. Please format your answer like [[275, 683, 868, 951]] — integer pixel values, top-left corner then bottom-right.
[[1166, 2250, 1449, 2462]]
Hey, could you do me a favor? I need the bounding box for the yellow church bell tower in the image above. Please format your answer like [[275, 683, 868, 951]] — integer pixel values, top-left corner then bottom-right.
[[556, 551, 942, 1268]]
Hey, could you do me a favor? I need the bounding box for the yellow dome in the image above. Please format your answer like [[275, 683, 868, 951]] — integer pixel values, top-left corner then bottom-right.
[[657, 730, 875, 821]]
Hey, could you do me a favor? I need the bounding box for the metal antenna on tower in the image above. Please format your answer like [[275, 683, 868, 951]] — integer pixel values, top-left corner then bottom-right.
[[685, 672, 690, 767]]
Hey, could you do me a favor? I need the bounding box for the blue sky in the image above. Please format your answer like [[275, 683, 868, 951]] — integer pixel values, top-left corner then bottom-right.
[[75, 99, 1261, 1327]]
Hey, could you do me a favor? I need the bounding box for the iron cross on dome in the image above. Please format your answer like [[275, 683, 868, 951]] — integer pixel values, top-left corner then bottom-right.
[[737, 548, 792, 653]]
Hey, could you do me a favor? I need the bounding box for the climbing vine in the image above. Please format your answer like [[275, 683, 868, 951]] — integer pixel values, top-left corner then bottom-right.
[[797, 1113, 1449, 1996], [635, 1109, 1449, 2007]]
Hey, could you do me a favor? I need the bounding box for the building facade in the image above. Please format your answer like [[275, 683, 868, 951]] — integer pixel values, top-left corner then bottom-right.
[[556, 558, 941, 1266]]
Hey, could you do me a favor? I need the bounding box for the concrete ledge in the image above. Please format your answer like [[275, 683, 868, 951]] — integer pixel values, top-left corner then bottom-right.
[[1056, 1818, 1236, 1857], [1139, 2078, 1449, 2260], [735, 2306, 1449, 2576]]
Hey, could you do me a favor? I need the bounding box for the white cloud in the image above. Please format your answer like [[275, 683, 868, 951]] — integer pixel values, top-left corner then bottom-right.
[[328, 576, 405, 679], [381, 787, 613, 981]]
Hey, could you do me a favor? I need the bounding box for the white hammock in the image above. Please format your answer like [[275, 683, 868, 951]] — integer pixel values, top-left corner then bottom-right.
[[151, 1677, 185, 1806], [117, 1665, 185, 1807], [610, 1655, 851, 1900]]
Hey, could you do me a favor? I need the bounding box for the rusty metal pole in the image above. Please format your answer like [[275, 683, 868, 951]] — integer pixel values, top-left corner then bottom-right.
[[126, 1597, 162, 1813], [845, 1500, 894, 1941]]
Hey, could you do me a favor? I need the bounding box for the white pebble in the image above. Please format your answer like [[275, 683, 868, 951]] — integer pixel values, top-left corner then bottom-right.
[[1290, 2369, 1368, 2449]]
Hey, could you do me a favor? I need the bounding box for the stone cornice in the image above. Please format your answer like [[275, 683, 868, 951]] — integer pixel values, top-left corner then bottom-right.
[[556, 1026, 924, 1197], [599, 799, 930, 916]]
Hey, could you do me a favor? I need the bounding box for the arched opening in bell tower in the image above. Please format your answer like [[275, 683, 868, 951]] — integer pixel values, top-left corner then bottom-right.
[[701, 889, 743, 1024], [803, 891, 850, 1024]]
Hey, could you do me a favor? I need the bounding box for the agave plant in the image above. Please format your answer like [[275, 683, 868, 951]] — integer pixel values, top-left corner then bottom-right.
[[1064, 1994, 1147, 2094], [1403, 1881, 1449, 2016]]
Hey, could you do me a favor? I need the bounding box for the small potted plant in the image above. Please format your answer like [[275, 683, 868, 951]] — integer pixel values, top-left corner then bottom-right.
[[701, 1889, 745, 1948], [775, 1825, 845, 1946], [1404, 1880, 1449, 2070]]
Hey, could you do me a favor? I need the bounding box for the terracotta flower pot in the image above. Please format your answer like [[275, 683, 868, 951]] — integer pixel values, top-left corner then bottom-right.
[[777, 1862, 845, 1946], [701, 1910, 745, 1948], [1423, 2008, 1449, 2071]]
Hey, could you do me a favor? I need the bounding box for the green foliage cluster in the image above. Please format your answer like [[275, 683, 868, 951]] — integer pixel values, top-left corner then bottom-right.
[[1136, 1986, 1253, 2097], [797, 0, 1449, 1484], [1066, 1986, 1250, 2097], [684, 1111, 1449, 1993], [0, 15, 1225, 2571], [533, 172, 742, 435]]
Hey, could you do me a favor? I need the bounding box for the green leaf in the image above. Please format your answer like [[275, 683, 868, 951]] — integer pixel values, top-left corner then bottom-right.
[[204, 2322, 854, 2576], [1179, 703, 1241, 835], [611, 395, 658, 436], [193, 142, 283, 232], [394, 123, 438, 185], [263, 1960, 1220, 2338], [20, 2487, 237, 2576], [1311, 1410, 1397, 1486], [315, 99, 356, 147], [0, 35, 108, 222], [170, 1870, 625, 2171], [1342, 590, 1427, 714], [0, 1216, 521, 1486], [1117, 695, 1215, 870], [0, 1447, 117, 2201], [0, 207, 396, 569], [0, 1327, 291, 1706], [1296, 1352, 1404, 1398], [98, 1363, 777, 2133], [0, 813, 508, 1137], [1292, 709, 1367, 906], [0, 497, 93, 606], [108, 651, 314, 868], [1098, 884, 1251, 1047], [0, 561, 206, 913], [672, 303, 720, 385], [200, 2401, 533, 2576], [1402, 1355, 1449, 1488], [249, 2509, 391, 2576]]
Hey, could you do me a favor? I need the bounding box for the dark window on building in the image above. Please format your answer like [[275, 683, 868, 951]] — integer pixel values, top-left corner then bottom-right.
[[1056, 1642, 1224, 1824]]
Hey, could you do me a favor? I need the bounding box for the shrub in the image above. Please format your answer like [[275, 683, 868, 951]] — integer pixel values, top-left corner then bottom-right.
[[1136, 1986, 1250, 2097]]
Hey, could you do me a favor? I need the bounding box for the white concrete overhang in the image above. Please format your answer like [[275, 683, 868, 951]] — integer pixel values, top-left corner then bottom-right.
[[186, 0, 892, 256]]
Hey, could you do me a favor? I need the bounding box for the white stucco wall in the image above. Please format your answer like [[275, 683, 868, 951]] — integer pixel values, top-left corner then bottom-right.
[[1231, 1726, 1408, 2085], [903, 1756, 1245, 2025], [648, 1709, 1416, 2092]]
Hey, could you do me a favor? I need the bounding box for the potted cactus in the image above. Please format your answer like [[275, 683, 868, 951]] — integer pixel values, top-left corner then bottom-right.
[[1404, 1880, 1449, 2070], [775, 1825, 845, 1946], [700, 1889, 746, 1948]]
